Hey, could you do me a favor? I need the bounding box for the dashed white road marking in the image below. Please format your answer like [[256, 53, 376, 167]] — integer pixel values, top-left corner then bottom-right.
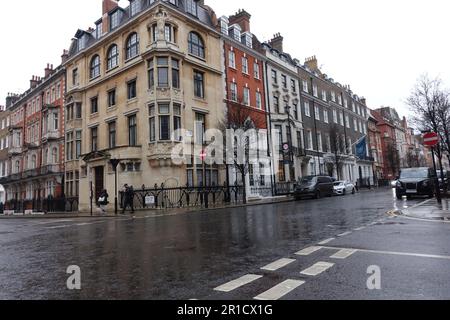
[[36, 220, 74, 225], [338, 231, 352, 237], [261, 258, 296, 271], [318, 238, 335, 245], [254, 280, 305, 301], [321, 246, 450, 260], [354, 227, 366, 231], [295, 246, 322, 256], [214, 274, 263, 292], [330, 249, 357, 259], [300, 261, 335, 276]]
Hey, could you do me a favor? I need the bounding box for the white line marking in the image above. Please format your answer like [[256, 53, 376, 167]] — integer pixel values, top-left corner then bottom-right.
[[295, 246, 322, 256], [254, 280, 305, 301], [321, 246, 450, 260], [338, 231, 352, 237], [330, 249, 357, 259], [214, 274, 263, 292], [45, 225, 71, 230], [354, 227, 366, 231], [300, 261, 335, 276], [261, 258, 296, 271], [36, 220, 74, 225], [318, 238, 335, 245]]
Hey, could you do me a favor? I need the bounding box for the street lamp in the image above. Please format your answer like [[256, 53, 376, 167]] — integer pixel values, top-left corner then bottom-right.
[[109, 159, 121, 215], [284, 105, 295, 181]]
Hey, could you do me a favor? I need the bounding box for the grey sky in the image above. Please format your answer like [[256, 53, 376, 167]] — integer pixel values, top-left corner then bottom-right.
[[1, 0, 449, 118]]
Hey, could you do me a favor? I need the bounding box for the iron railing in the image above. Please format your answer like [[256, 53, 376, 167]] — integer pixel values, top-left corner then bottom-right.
[[119, 184, 245, 210], [3, 197, 79, 213]]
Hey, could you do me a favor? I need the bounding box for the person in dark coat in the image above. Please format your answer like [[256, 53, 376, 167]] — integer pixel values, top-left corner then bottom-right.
[[122, 184, 135, 214], [98, 189, 109, 214]]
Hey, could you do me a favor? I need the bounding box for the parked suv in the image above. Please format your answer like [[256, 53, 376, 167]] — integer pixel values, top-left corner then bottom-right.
[[294, 176, 334, 200], [395, 168, 436, 200]]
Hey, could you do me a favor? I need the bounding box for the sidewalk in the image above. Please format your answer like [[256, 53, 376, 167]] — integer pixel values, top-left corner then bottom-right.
[[400, 198, 450, 221], [0, 195, 295, 219]]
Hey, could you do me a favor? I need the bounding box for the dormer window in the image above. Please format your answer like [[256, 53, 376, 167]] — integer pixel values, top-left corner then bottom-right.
[[78, 35, 87, 51], [95, 21, 103, 39], [185, 0, 198, 16], [110, 10, 121, 30], [229, 24, 241, 42], [241, 32, 253, 49], [219, 17, 229, 35], [130, 0, 141, 16]]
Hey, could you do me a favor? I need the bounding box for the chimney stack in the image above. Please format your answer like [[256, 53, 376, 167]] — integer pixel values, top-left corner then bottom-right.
[[30, 76, 39, 89], [229, 9, 251, 33], [6, 93, 20, 109], [44, 63, 54, 78], [102, 0, 119, 34], [103, 0, 119, 15], [61, 49, 69, 64], [305, 56, 318, 72], [268, 33, 283, 52]]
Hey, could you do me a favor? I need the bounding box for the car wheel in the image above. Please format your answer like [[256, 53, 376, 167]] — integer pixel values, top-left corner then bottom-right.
[[352, 188, 356, 195], [396, 194, 403, 200], [343, 190, 347, 196], [315, 191, 321, 199]]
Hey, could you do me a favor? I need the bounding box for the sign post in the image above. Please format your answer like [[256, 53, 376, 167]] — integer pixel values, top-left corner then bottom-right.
[[423, 132, 441, 204]]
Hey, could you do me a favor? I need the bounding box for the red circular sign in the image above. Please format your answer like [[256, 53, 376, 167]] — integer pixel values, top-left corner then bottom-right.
[[423, 132, 439, 147]]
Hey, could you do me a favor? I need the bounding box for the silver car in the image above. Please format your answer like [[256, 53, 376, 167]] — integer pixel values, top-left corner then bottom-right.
[[333, 181, 356, 196]]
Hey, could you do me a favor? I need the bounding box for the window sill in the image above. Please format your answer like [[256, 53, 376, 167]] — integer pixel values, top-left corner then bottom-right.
[[193, 97, 207, 103], [107, 106, 117, 113], [125, 55, 139, 64], [106, 66, 119, 74], [188, 54, 206, 63], [127, 98, 138, 105], [89, 75, 101, 82]]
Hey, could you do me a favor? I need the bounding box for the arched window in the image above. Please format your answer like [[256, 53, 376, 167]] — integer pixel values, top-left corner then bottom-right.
[[52, 147, 58, 163], [188, 32, 205, 59], [126, 33, 139, 60], [107, 44, 119, 70], [31, 155, 37, 169], [90, 55, 101, 79]]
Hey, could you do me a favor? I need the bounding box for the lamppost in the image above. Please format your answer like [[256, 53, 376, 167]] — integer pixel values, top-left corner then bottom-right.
[[109, 159, 121, 215], [284, 105, 295, 181]]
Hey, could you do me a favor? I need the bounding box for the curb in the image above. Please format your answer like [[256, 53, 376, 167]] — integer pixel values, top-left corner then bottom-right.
[[0, 197, 296, 220]]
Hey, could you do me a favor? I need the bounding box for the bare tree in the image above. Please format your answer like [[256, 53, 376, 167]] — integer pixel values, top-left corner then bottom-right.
[[326, 124, 347, 180], [407, 74, 449, 191]]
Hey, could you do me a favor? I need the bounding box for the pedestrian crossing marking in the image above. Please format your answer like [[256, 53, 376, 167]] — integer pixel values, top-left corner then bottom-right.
[[261, 258, 296, 271], [295, 246, 322, 256], [300, 261, 335, 276], [254, 280, 305, 301], [318, 238, 335, 245], [214, 274, 263, 292], [330, 249, 357, 259]]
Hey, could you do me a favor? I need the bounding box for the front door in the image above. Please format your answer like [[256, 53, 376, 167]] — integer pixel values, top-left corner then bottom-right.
[[94, 166, 104, 201]]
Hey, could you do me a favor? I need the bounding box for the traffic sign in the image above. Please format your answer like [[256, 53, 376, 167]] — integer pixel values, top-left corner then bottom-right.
[[423, 132, 439, 147]]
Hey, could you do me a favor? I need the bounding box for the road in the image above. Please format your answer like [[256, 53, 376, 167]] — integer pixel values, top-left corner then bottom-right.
[[0, 188, 449, 300]]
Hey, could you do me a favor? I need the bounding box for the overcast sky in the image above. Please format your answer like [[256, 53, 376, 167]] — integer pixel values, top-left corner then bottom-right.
[[1, 0, 449, 118]]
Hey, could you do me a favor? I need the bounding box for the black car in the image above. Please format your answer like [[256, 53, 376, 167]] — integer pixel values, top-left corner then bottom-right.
[[294, 176, 334, 200], [437, 170, 450, 191], [395, 167, 436, 200]]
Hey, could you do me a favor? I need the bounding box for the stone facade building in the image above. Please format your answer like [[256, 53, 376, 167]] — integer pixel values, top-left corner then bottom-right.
[[64, 0, 226, 211], [0, 106, 11, 203]]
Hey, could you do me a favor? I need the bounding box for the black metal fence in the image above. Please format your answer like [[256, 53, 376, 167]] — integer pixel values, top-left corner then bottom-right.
[[120, 185, 245, 210], [275, 182, 296, 195], [2, 197, 79, 214]]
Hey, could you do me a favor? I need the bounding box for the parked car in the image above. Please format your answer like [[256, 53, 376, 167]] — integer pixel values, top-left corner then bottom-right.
[[391, 180, 398, 188], [333, 181, 356, 196], [436, 170, 450, 191], [395, 167, 436, 200], [294, 176, 334, 200]]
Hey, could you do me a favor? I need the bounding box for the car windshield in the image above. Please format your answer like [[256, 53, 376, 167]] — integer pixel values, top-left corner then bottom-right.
[[300, 177, 316, 184], [400, 169, 428, 179], [334, 182, 344, 186]]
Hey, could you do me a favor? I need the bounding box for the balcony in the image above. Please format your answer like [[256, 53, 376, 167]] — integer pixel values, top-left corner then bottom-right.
[[42, 103, 60, 111], [42, 131, 60, 141], [22, 169, 39, 179], [40, 164, 61, 175], [8, 146, 23, 155], [25, 142, 40, 150]]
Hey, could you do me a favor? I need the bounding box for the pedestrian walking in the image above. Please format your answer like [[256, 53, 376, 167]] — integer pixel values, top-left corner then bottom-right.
[[98, 189, 109, 215], [122, 184, 135, 215]]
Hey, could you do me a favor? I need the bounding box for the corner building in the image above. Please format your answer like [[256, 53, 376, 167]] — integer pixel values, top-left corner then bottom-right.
[[64, 0, 225, 211]]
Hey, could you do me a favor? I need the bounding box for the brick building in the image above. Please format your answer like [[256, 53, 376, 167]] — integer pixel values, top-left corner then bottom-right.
[[1, 64, 66, 211]]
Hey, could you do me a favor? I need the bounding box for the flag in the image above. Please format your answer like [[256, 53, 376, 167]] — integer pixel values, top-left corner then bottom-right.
[[356, 136, 367, 159]]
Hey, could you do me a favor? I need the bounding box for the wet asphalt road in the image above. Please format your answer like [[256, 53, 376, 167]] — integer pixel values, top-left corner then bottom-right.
[[0, 188, 449, 300]]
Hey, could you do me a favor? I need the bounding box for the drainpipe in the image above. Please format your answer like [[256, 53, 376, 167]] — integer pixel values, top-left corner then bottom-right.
[[264, 61, 277, 196]]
